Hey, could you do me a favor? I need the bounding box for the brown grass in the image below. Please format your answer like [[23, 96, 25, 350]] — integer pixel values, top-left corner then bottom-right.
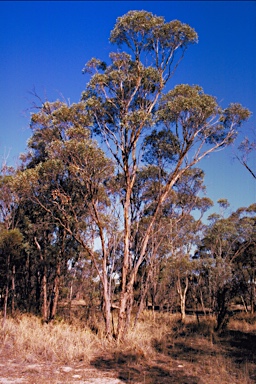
[[228, 312, 256, 333], [1, 310, 256, 383], [0, 313, 99, 364]]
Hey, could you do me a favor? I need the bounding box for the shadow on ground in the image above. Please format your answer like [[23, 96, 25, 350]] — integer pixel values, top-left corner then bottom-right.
[[90, 325, 256, 383], [219, 330, 256, 365], [91, 352, 201, 384]]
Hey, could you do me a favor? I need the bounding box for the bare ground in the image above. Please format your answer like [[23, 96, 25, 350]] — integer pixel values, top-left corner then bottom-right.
[[0, 352, 125, 384], [0, 350, 203, 384]]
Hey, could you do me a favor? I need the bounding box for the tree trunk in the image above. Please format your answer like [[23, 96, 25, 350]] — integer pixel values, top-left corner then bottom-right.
[[117, 281, 134, 342], [11, 265, 15, 315], [117, 176, 132, 341], [41, 264, 48, 322], [117, 291, 128, 342], [240, 295, 248, 313], [180, 293, 186, 322], [125, 289, 134, 334], [177, 275, 189, 323], [34, 237, 48, 322], [200, 289, 207, 316], [69, 279, 73, 320], [2, 284, 9, 328], [215, 287, 229, 331], [49, 259, 61, 321], [250, 272, 255, 314], [25, 252, 32, 312], [102, 279, 112, 340], [134, 269, 151, 327], [2, 254, 10, 327]]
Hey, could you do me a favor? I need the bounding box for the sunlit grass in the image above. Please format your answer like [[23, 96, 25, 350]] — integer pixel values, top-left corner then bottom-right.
[[228, 312, 256, 333], [1, 313, 98, 363]]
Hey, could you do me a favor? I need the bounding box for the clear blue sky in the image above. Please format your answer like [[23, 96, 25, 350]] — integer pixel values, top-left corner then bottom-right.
[[0, 1, 255, 216]]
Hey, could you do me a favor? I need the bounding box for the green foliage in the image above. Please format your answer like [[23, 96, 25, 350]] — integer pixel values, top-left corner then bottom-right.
[[110, 10, 198, 63], [0, 228, 23, 253], [143, 128, 180, 167], [197, 204, 256, 328]]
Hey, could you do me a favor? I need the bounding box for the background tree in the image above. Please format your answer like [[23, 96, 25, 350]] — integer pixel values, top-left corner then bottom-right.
[[0, 164, 25, 323], [14, 100, 119, 336], [0, 228, 23, 325], [197, 203, 256, 330], [133, 167, 212, 323], [236, 134, 256, 179]]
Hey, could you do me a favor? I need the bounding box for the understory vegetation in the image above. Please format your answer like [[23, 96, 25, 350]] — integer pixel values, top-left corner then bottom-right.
[[1, 310, 256, 383]]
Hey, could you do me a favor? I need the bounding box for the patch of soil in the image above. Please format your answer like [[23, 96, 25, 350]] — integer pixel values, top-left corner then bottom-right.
[[0, 350, 125, 384]]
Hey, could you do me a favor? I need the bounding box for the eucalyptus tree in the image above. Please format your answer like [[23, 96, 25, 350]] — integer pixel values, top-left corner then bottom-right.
[[7, 177, 75, 321], [81, 10, 250, 340], [0, 228, 23, 324], [0, 165, 17, 230], [236, 136, 256, 179], [198, 203, 256, 329], [230, 204, 256, 314], [15, 100, 118, 333], [0, 164, 25, 322], [133, 167, 213, 323], [156, 172, 212, 322]]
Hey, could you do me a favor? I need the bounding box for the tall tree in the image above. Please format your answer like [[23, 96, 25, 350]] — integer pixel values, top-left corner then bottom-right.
[[81, 10, 250, 340]]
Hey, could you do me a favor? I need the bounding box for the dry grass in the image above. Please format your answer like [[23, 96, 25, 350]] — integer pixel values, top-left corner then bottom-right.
[[0, 310, 255, 383], [228, 312, 256, 333], [0, 313, 99, 364], [110, 311, 181, 358], [98, 311, 255, 384]]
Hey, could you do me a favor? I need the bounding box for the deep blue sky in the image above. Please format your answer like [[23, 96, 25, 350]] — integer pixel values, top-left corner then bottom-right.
[[0, 1, 255, 216]]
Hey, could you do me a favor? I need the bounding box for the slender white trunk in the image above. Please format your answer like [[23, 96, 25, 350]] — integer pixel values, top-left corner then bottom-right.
[[177, 275, 189, 322]]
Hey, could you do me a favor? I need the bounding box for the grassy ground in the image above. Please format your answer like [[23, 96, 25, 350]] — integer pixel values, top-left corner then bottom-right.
[[0, 310, 255, 383]]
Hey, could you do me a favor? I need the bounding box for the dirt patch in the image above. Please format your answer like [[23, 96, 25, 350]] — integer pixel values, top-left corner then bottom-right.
[[0, 353, 125, 384], [0, 353, 203, 384]]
